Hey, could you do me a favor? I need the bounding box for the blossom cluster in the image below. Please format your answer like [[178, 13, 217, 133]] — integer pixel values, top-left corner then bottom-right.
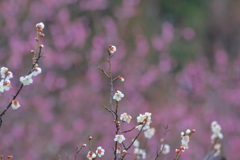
[[211, 121, 223, 143], [0, 67, 13, 92], [136, 112, 152, 130], [133, 140, 146, 159], [20, 67, 42, 86], [179, 129, 196, 152], [87, 146, 105, 160], [120, 113, 132, 123]]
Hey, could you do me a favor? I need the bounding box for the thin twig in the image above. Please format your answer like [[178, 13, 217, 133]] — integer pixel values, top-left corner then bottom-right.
[[0, 49, 43, 128], [154, 124, 171, 160], [112, 75, 121, 82], [96, 65, 110, 78], [121, 126, 136, 133]]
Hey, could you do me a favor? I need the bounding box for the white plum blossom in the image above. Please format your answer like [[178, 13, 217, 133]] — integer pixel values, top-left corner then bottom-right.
[[186, 129, 191, 134], [30, 67, 42, 76], [136, 112, 152, 130], [161, 144, 170, 154], [96, 146, 105, 157], [1, 67, 13, 80], [114, 134, 126, 143], [134, 147, 140, 155], [132, 139, 139, 147], [36, 22, 45, 29], [12, 100, 20, 110], [144, 128, 155, 139], [87, 151, 96, 160], [1, 67, 8, 78], [113, 90, 124, 101], [135, 149, 146, 159], [2, 80, 11, 91], [20, 75, 33, 85], [211, 121, 223, 143], [109, 44, 117, 54], [120, 113, 132, 123], [181, 135, 190, 151]]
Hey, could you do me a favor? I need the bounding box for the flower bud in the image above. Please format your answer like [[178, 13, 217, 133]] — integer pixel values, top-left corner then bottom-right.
[[175, 149, 180, 153]]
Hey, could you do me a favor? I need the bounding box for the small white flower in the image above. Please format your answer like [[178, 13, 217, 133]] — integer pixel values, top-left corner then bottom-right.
[[2, 80, 11, 91], [31, 67, 42, 76], [139, 149, 146, 159], [20, 75, 33, 85], [134, 147, 140, 155], [144, 128, 155, 139], [132, 139, 139, 147], [87, 151, 96, 160], [161, 144, 170, 154], [1, 67, 8, 78], [96, 146, 105, 157], [120, 113, 132, 123], [109, 45, 117, 54], [212, 124, 221, 133], [36, 22, 45, 29], [181, 135, 190, 146], [211, 132, 223, 143], [186, 129, 191, 134], [113, 90, 124, 101], [12, 100, 20, 110], [181, 132, 184, 136], [1, 70, 13, 80], [136, 124, 150, 131], [114, 134, 126, 143]]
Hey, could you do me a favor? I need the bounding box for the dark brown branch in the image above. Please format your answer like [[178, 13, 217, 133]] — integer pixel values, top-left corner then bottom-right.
[[121, 126, 136, 134]]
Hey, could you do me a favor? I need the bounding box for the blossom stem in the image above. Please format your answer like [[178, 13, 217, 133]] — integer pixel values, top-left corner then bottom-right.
[[0, 49, 43, 127]]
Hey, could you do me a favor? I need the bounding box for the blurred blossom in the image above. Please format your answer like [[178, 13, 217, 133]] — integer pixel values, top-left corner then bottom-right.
[[161, 144, 170, 154], [79, 0, 108, 11], [152, 37, 165, 51], [144, 127, 155, 139], [161, 22, 174, 43], [182, 28, 195, 41]]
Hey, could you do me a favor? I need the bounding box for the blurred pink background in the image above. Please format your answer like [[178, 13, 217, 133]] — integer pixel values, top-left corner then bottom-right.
[[0, 0, 240, 159]]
